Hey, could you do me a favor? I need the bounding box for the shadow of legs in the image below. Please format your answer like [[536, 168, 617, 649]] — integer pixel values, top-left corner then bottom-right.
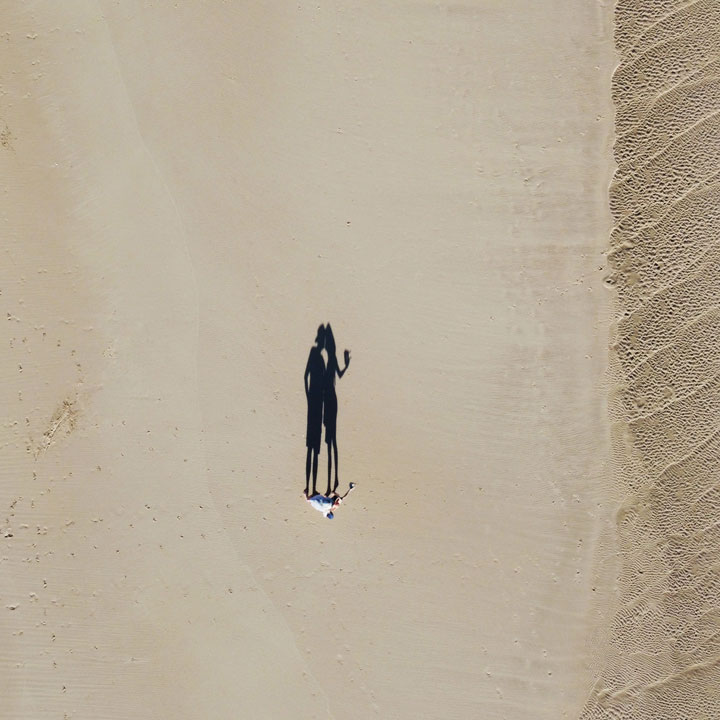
[[332, 439, 339, 491], [312, 450, 319, 496], [326, 443, 333, 496], [305, 448, 312, 494]]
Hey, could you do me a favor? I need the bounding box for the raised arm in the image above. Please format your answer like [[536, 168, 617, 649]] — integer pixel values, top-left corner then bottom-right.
[[337, 349, 351, 378]]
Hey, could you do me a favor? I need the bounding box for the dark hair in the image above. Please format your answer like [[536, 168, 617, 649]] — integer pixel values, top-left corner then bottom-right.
[[315, 324, 325, 345]]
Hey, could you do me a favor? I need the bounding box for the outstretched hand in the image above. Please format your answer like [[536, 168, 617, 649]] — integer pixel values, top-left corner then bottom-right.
[[344, 349, 351, 365]]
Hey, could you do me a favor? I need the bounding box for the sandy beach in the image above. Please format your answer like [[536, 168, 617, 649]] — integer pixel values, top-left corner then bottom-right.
[[0, 2, 623, 718]]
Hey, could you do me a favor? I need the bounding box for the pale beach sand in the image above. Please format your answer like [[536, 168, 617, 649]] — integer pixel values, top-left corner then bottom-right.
[[0, 2, 621, 719]]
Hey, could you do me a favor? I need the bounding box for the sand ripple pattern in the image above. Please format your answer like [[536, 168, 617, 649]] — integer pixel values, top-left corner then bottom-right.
[[582, 1, 720, 718]]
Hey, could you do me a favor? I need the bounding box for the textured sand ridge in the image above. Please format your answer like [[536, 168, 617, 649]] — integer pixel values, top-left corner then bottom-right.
[[581, 1, 720, 717]]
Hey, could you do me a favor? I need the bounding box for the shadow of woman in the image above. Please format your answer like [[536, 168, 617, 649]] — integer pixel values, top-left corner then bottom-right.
[[323, 323, 350, 495]]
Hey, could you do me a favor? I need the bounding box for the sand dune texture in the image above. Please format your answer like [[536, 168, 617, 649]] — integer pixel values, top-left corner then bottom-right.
[[581, 1, 720, 718]]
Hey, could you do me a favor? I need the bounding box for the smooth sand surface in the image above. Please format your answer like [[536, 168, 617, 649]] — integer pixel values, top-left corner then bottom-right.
[[2, 2, 614, 718]]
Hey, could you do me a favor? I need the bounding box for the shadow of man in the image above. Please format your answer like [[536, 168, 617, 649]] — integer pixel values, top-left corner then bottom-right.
[[304, 324, 326, 495]]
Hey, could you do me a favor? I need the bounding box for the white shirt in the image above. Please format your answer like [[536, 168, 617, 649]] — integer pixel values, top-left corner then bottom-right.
[[307, 494, 335, 517]]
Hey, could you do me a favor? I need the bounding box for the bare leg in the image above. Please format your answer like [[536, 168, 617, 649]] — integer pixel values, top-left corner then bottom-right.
[[332, 438, 339, 491], [326, 443, 333, 496], [311, 449, 319, 495]]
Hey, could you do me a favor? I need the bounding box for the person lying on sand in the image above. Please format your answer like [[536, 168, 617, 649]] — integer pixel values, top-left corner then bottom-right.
[[303, 483, 355, 519]]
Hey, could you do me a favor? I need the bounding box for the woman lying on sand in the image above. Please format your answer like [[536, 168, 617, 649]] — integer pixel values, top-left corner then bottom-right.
[[303, 483, 355, 519]]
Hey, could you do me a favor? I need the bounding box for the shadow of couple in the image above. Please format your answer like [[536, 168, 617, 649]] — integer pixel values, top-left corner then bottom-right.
[[304, 323, 351, 497]]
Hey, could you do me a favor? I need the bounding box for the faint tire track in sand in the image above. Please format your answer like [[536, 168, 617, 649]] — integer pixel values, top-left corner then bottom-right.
[[582, 1, 720, 718]]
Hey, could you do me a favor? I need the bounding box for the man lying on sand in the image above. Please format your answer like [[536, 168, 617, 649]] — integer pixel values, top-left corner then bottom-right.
[[304, 483, 355, 519]]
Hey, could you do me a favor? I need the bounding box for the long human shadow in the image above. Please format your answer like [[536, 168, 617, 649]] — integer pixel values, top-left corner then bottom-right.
[[304, 324, 325, 496], [303, 323, 351, 498], [321, 323, 350, 496]]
